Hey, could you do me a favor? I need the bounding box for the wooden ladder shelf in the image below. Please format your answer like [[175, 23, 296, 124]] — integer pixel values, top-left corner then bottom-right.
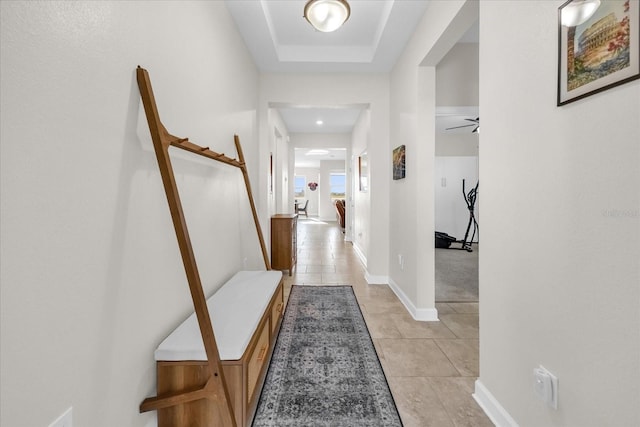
[[136, 66, 270, 426]]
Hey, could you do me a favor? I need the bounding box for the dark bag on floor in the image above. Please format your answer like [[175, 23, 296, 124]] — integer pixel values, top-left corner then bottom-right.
[[435, 231, 456, 248]]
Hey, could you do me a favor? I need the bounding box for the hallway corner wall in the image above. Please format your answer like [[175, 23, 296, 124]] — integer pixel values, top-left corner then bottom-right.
[[478, 1, 640, 425], [389, 0, 477, 315]]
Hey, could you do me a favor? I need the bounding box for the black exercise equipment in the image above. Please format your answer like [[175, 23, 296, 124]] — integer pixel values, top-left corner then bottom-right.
[[435, 231, 457, 248], [460, 179, 479, 252]]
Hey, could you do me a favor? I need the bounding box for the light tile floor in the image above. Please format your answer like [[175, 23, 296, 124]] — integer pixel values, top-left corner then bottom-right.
[[280, 217, 493, 427]]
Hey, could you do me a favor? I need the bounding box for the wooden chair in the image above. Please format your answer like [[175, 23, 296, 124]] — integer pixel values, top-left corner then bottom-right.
[[335, 199, 345, 229], [296, 200, 309, 217]]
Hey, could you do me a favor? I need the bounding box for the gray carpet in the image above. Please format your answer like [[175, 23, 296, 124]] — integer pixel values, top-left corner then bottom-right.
[[435, 245, 479, 302], [252, 286, 403, 427]]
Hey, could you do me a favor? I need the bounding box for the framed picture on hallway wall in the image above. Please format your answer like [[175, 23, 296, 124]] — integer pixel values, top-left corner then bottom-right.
[[269, 152, 273, 194], [392, 145, 405, 180], [557, 0, 640, 106], [358, 152, 368, 192]]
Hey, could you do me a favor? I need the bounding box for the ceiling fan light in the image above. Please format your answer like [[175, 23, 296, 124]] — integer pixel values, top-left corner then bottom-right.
[[304, 0, 351, 33]]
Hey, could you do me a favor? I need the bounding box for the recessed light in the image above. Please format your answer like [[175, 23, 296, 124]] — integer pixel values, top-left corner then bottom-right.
[[316, 120, 323, 125]]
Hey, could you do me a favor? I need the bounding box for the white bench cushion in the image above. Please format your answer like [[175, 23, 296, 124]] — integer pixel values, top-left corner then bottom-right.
[[154, 270, 282, 361]]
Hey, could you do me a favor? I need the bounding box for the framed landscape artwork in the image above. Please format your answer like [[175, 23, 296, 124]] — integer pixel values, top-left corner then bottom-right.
[[558, 0, 639, 105], [392, 145, 405, 180]]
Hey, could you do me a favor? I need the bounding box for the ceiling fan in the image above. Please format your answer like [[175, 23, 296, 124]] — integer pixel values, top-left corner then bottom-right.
[[446, 117, 479, 133]]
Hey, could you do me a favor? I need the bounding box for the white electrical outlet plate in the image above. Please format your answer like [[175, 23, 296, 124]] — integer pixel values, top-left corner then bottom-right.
[[49, 407, 73, 427], [533, 366, 558, 409]]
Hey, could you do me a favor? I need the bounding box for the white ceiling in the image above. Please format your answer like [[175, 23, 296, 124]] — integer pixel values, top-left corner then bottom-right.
[[225, 0, 432, 73], [275, 105, 365, 134], [295, 147, 347, 168], [225, 0, 479, 165]]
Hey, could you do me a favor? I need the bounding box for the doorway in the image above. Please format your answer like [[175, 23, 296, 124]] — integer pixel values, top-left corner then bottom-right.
[[434, 24, 479, 304], [292, 149, 347, 220], [434, 154, 479, 302]]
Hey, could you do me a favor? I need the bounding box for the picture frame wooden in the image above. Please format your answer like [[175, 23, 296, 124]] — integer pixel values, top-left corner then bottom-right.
[[558, 0, 639, 106]]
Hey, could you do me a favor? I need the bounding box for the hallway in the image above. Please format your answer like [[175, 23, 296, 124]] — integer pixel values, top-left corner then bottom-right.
[[280, 217, 492, 427]]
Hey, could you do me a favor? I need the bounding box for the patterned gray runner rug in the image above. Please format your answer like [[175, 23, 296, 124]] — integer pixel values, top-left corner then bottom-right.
[[252, 285, 403, 426]]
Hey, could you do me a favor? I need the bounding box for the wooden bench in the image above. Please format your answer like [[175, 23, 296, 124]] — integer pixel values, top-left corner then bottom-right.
[[136, 67, 279, 425], [154, 271, 284, 427]]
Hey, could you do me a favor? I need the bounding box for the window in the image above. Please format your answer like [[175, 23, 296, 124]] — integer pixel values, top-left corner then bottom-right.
[[330, 173, 346, 200], [294, 175, 306, 198]]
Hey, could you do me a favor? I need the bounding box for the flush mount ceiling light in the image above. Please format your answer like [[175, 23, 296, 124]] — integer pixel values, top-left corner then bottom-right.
[[561, 0, 601, 27], [304, 0, 351, 33], [306, 149, 330, 156]]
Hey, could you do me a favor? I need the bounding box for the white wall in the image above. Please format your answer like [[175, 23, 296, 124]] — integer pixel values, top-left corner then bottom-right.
[[436, 132, 479, 156], [436, 41, 479, 158], [434, 43, 479, 241], [293, 167, 320, 216], [389, 0, 478, 318], [291, 133, 350, 218], [352, 109, 371, 255], [290, 132, 351, 150], [435, 156, 479, 241], [259, 74, 389, 279], [435, 38, 480, 244], [319, 160, 346, 221], [0, 2, 259, 426], [267, 108, 290, 215], [476, 1, 640, 426], [290, 133, 348, 220], [437, 42, 480, 107]]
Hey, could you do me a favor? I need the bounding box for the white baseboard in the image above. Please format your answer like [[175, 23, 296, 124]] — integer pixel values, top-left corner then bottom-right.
[[388, 278, 439, 321], [414, 306, 439, 322], [352, 242, 367, 267], [353, 245, 389, 286], [473, 380, 519, 427], [364, 272, 388, 284]]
